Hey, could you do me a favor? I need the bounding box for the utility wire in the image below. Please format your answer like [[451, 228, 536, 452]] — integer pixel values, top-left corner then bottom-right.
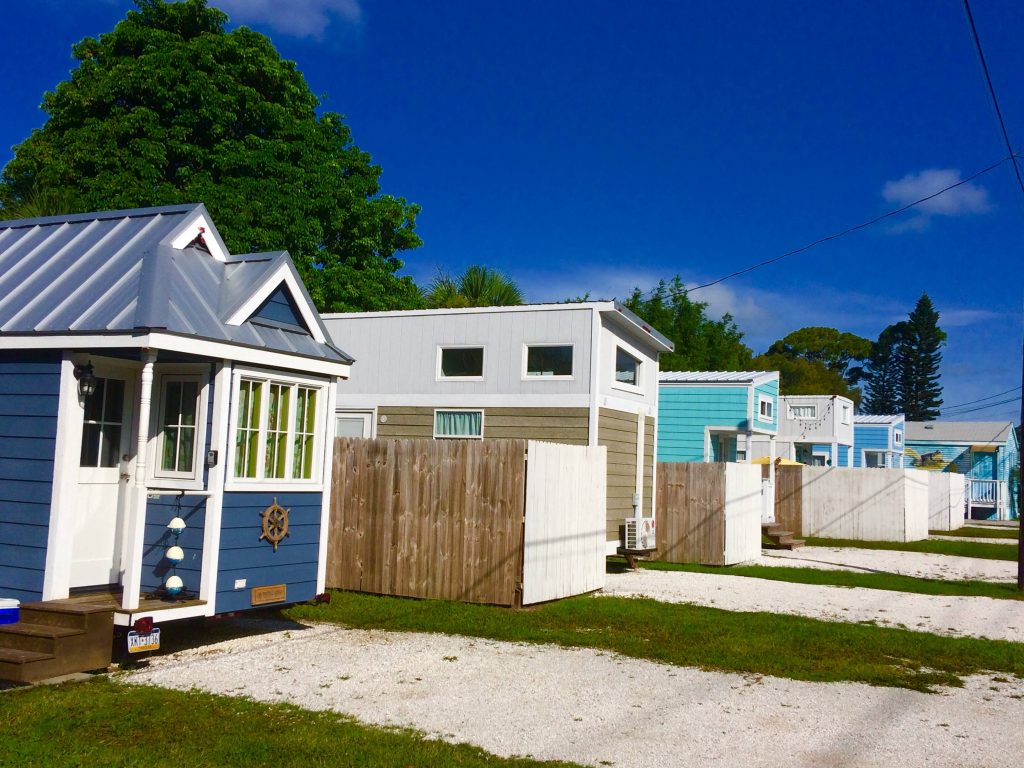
[[941, 384, 1022, 410], [962, 0, 1024, 202], [941, 395, 1021, 416], [634, 155, 1013, 297]]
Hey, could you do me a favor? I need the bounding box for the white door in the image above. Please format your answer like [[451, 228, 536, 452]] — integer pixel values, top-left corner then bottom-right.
[[70, 369, 135, 588], [335, 411, 373, 438]]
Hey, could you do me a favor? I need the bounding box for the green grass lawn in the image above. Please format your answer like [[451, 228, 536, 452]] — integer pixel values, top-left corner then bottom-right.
[[0, 677, 580, 768], [930, 526, 1020, 540], [804, 536, 1017, 561], [286, 590, 1024, 693], [629, 558, 1024, 600]]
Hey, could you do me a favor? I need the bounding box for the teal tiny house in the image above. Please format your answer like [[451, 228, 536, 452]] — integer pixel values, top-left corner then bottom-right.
[[905, 421, 1019, 520], [0, 205, 351, 680], [853, 414, 905, 468], [657, 371, 779, 463]]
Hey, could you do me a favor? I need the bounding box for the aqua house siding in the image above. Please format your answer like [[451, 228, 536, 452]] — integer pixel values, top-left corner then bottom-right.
[[215, 491, 322, 613], [0, 352, 62, 603], [753, 379, 779, 433], [658, 385, 748, 462]]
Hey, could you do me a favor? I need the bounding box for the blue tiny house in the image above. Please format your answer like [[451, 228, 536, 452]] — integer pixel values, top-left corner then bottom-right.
[[0, 205, 350, 632], [905, 421, 1019, 520], [853, 414, 905, 468], [657, 371, 779, 463]]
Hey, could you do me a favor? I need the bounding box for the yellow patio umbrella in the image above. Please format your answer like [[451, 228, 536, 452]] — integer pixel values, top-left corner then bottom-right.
[[749, 456, 804, 466]]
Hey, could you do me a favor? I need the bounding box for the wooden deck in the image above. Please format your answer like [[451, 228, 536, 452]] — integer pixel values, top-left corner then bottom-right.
[[49, 590, 206, 614]]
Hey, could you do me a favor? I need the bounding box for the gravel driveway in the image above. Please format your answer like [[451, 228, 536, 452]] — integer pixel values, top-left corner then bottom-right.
[[127, 621, 1024, 768], [761, 546, 1016, 582], [602, 569, 1024, 641]]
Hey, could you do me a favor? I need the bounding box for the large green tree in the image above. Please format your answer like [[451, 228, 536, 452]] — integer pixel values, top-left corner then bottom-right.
[[623, 277, 753, 371], [424, 265, 523, 308], [0, 0, 422, 312], [751, 351, 862, 405], [899, 293, 946, 420], [861, 322, 906, 415], [765, 327, 871, 387]]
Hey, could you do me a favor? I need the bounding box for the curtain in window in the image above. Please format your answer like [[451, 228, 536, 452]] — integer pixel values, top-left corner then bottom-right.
[[435, 410, 482, 437]]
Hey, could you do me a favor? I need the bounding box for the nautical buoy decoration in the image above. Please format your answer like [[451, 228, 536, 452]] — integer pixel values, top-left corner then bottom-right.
[[165, 506, 187, 597], [165, 575, 184, 595], [166, 545, 185, 564]]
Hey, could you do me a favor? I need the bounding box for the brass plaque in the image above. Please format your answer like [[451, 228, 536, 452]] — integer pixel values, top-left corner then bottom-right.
[[251, 584, 287, 606]]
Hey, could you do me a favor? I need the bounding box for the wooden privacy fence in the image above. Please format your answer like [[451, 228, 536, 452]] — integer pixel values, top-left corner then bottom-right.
[[656, 462, 762, 566], [327, 438, 606, 607]]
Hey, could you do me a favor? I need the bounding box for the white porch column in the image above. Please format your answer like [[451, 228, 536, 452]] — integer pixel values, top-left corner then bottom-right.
[[831, 442, 838, 467], [766, 435, 777, 523], [121, 349, 157, 611]]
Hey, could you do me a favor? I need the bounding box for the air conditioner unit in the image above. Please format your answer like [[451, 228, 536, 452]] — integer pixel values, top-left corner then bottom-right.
[[623, 517, 656, 551]]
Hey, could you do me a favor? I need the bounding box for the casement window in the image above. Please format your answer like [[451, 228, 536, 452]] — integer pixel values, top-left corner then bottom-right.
[[615, 347, 641, 387], [438, 346, 484, 379], [524, 344, 573, 378], [155, 377, 202, 479], [758, 395, 774, 423], [433, 409, 484, 439], [229, 370, 325, 487], [789, 404, 817, 419]]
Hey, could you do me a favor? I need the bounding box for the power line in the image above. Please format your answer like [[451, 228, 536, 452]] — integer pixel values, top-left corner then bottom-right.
[[634, 155, 1012, 298], [962, 0, 1024, 202], [942, 385, 1023, 410], [942, 396, 1021, 416]]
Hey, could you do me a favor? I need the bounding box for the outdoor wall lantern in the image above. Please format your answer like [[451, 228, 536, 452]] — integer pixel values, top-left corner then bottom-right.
[[74, 361, 98, 399]]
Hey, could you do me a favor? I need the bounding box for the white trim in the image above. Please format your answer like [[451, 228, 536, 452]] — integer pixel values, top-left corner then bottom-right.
[[223, 366, 330, 493], [659, 371, 780, 387], [757, 394, 775, 424], [703, 425, 740, 462], [316, 377, 339, 594], [862, 449, 887, 468], [122, 350, 157, 611], [588, 307, 601, 447], [42, 355, 83, 600], [147, 366, 210, 491], [611, 345, 643, 394], [840, 403, 852, 426], [598, 394, 655, 417], [113, 602, 210, 626], [334, 392, 592, 409], [788, 404, 818, 419], [334, 409, 376, 438], [432, 407, 485, 439], [223, 261, 327, 344], [0, 332, 351, 377], [323, 302, 614, 320], [168, 211, 228, 262], [200, 361, 232, 616], [436, 344, 486, 381], [634, 412, 644, 513], [521, 342, 575, 380]]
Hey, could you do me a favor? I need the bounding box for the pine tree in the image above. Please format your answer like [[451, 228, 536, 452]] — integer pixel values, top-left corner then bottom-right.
[[902, 293, 946, 420], [862, 322, 905, 414]]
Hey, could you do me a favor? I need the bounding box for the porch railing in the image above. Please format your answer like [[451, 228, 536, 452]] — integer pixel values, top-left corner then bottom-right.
[[968, 479, 1008, 519]]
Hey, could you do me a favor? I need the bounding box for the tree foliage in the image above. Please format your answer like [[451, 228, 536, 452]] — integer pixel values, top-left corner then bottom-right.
[[861, 322, 905, 415], [424, 265, 523, 308], [623, 277, 753, 371], [751, 351, 861, 405], [766, 327, 871, 386], [0, 0, 423, 312]]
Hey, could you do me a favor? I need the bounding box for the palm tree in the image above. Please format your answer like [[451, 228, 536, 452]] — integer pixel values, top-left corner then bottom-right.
[[0, 184, 79, 219], [425, 265, 524, 308]]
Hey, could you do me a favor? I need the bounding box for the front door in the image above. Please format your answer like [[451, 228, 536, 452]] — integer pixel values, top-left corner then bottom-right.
[[70, 368, 135, 588]]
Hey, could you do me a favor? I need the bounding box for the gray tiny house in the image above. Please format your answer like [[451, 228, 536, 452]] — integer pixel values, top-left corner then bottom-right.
[[0, 204, 350, 682]]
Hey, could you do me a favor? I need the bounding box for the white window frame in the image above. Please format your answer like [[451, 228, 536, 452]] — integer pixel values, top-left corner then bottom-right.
[[432, 408, 485, 440], [812, 452, 830, 467], [521, 342, 575, 380], [224, 366, 329, 492], [841, 404, 851, 425], [788, 404, 817, 419], [611, 345, 643, 394], [893, 430, 903, 446], [335, 409, 375, 439], [863, 449, 886, 468], [436, 345, 485, 381], [757, 395, 774, 423], [147, 367, 210, 491]]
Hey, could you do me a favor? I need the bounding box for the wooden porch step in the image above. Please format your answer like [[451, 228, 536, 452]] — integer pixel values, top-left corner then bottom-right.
[[0, 600, 115, 684], [762, 523, 806, 551], [0, 623, 84, 654]]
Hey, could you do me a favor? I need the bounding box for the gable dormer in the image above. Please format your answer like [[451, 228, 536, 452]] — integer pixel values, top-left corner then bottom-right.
[[250, 283, 310, 333]]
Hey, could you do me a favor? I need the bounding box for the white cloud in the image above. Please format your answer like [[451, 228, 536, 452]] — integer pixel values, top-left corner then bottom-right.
[[938, 308, 1001, 327], [213, 0, 361, 39], [881, 168, 992, 232]]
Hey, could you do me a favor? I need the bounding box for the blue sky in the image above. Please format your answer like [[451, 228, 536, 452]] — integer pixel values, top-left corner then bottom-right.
[[2, 0, 1021, 421]]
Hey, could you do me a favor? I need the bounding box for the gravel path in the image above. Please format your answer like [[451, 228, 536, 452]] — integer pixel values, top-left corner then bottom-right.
[[126, 621, 1024, 768], [602, 569, 1024, 641], [760, 546, 1016, 582]]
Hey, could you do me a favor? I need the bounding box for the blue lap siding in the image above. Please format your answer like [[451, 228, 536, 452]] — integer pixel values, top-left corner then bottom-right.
[[0, 352, 62, 602], [752, 379, 779, 433], [854, 424, 890, 467], [141, 496, 207, 595], [215, 491, 322, 612]]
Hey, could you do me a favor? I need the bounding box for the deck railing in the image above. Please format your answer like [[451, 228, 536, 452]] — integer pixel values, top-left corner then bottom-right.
[[968, 479, 1008, 519]]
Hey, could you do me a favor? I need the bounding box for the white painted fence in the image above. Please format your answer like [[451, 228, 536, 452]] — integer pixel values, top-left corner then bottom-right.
[[724, 463, 764, 564], [800, 467, 929, 542], [522, 441, 607, 605], [928, 473, 967, 531]]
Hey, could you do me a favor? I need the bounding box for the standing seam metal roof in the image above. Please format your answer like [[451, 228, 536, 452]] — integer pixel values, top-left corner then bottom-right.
[[659, 370, 778, 384]]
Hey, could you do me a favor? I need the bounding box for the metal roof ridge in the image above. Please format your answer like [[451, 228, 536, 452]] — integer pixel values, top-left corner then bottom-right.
[[0, 203, 202, 230]]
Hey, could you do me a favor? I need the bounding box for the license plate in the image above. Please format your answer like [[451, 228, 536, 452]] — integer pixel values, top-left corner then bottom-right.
[[127, 628, 161, 653]]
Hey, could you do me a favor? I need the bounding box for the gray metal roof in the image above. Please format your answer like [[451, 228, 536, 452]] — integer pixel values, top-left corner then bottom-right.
[[0, 204, 351, 364], [905, 421, 1015, 444], [854, 414, 905, 425], [659, 370, 777, 384]]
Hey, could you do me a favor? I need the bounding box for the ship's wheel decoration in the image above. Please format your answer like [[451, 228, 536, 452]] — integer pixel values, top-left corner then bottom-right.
[[259, 498, 290, 551]]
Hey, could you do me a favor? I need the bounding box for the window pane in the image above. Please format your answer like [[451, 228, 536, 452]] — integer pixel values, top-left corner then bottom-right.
[[164, 382, 182, 427], [336, 417, 366, 438], [304, 389, 317, 432], [80, 423, 101, 466], [100, 425, 121, 467], [180, 381, 198, 426], [615, 348, 639, 386], [83, 379, 105, 423], [526, 345, 573, 377], [162, 427, 179, 472], [177, 426, 194, 472], [440, 347, 484, 377], [435, 410, 483, 437], [103, 379, 124, 425]]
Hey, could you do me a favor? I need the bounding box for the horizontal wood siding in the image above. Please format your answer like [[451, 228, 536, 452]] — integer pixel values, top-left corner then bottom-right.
[[658, 385, 748, 461], [141, 496, 207, 595], [599, 408, 640, 541], [328, 438, 527, 606], [0, 352, 61, 602], [752, 378, 779, 432], [656, 462, 726, 565], [643, 416, 655, 517], [377, 405, 589, 444], [215, 491, 322, 612]]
